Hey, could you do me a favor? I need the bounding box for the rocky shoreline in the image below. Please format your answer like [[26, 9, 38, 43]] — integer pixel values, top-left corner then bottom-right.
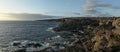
[[1, 17, 120, 52], [52, 17, 120, 52]]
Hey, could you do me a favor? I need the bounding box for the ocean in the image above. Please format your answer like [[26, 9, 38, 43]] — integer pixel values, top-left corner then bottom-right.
[[0, 21, 76, 52], [0, 21, 58, 47]]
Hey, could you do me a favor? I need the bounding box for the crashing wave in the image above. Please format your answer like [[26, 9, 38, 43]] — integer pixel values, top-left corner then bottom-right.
[[1, 34, 77, 52], [46, 27, 55, 33]]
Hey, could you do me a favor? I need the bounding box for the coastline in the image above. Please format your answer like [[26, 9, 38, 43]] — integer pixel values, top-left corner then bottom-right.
[[1, 17, 120, 52], [34, 17, 120, 52]]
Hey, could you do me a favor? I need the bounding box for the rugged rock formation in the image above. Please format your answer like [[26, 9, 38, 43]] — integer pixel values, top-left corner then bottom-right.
[[52, 17, 120, 52]]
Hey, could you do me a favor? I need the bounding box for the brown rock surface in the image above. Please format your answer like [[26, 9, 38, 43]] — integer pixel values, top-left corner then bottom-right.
[[39, 17, 120, 52], [54, 17, 120, 52]]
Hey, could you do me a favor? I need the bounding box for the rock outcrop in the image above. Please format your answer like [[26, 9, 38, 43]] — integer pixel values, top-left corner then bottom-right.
[[52, 17, 120, 52]]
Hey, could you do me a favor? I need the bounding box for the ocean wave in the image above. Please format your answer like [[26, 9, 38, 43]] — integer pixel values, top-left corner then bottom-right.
[[46, 27, 55, 33], [1, 34, 77, 52]]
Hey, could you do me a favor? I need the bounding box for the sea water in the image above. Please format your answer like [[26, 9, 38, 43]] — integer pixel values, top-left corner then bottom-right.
[[0, 21, 56, 49], [0, 21, 76, 52]]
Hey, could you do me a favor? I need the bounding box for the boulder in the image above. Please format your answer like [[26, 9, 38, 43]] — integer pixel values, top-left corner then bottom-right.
[[112, 18, 120, 29]]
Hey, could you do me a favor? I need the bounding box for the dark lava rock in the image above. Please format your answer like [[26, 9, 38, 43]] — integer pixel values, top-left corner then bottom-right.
[[53, 18, 99, 32], [26, 43, 42, 47], [13, 42, 21, 46]]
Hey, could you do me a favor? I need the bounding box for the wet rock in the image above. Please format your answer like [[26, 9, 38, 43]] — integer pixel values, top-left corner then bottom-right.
[[53, 18, 99, 32], [13, 42, 21, 46], [27, 43, 42, 47], [1, 47, 26, 52]]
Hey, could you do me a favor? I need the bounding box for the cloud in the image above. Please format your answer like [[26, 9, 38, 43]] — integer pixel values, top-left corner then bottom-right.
[[96, 3, 120, 9], [0, 12, 80, 21], [3, 13, 60, 20], [111, 6, 120, 9], [73, 13, 81, 15], [82, 0, 120, 17], [44, 12, 80, 16]]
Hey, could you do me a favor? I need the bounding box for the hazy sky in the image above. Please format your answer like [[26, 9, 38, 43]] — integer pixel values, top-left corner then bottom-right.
[[0, 0, 120, 20]]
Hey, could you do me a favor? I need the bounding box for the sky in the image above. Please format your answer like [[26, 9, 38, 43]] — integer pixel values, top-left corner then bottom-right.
[[0, 0, 120, 20]]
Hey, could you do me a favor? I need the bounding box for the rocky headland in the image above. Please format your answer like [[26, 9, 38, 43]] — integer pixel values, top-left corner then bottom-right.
[[52, 17, 120, 52]]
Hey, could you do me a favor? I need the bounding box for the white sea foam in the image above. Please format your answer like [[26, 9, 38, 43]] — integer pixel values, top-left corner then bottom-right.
[[2, 34, 78, 52], [1, 46, 25, 52], [26, 47, 46, 52], [46, 27, 56, 33]]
